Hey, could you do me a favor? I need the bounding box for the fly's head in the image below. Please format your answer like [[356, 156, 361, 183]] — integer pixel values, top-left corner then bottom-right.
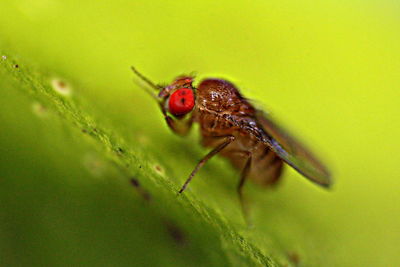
[[131, 67, 196, 118], [158, 76, 196, 117]]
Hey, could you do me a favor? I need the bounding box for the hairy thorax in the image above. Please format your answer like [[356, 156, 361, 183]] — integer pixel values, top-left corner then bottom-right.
[[193, 79, 283, 186]]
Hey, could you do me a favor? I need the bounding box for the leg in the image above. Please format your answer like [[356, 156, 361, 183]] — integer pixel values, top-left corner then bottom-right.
[[237, 152, 252, 225], [179, 135, 235, 193], [164, 113, 193, 136]]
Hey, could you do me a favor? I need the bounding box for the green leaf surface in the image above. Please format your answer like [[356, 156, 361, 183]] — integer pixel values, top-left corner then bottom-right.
[[1, 1, 399, 266], [0, 51, 282, 267]]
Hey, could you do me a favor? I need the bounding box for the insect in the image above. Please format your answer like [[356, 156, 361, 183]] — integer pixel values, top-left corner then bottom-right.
[[131, 67, 332, 219]]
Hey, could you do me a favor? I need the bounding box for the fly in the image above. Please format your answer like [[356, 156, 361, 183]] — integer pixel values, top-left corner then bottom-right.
[[131, 67, 332, 221]]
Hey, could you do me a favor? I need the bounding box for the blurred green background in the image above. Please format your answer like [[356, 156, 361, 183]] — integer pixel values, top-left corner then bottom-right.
[[0, 0, 399, 266]]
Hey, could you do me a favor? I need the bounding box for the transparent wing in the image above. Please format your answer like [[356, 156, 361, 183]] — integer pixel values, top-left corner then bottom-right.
[[256, 111, 332, 188]]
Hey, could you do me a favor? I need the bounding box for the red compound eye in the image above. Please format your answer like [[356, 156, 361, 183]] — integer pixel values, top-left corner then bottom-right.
[[168, 88, 195, 116]]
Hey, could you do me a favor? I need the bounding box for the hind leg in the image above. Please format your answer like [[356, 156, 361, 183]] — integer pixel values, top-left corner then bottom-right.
[[237, 151, 252, 225]]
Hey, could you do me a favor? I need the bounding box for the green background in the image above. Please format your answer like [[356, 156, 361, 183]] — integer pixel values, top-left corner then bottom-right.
[[0, 1, 399, 266]]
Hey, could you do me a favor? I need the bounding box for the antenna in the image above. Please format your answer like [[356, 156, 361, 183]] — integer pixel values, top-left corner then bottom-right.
[[131, 66, 163, 101], [131, 66, 160, 91]]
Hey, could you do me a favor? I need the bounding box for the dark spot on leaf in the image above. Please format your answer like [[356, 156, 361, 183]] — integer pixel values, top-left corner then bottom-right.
[[114, 147, 125, 156], [14, 64, 19, 68], [117, 147, 124, 154], [57, 80, 66, 89], [164, 220, 186, 246], [287, 251, 300, 265], [89, 128, 99, 136], [154, 165, 165, 175], [130, 178, 151, 201], [130, 178, 140, 187], [51, 78, 71, 96], [142, 192, 151, 201]]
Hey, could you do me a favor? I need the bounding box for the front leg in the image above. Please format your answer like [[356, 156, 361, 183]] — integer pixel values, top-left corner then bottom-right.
[[179, 135, 235, 193], [160, 103, 193, 136]]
